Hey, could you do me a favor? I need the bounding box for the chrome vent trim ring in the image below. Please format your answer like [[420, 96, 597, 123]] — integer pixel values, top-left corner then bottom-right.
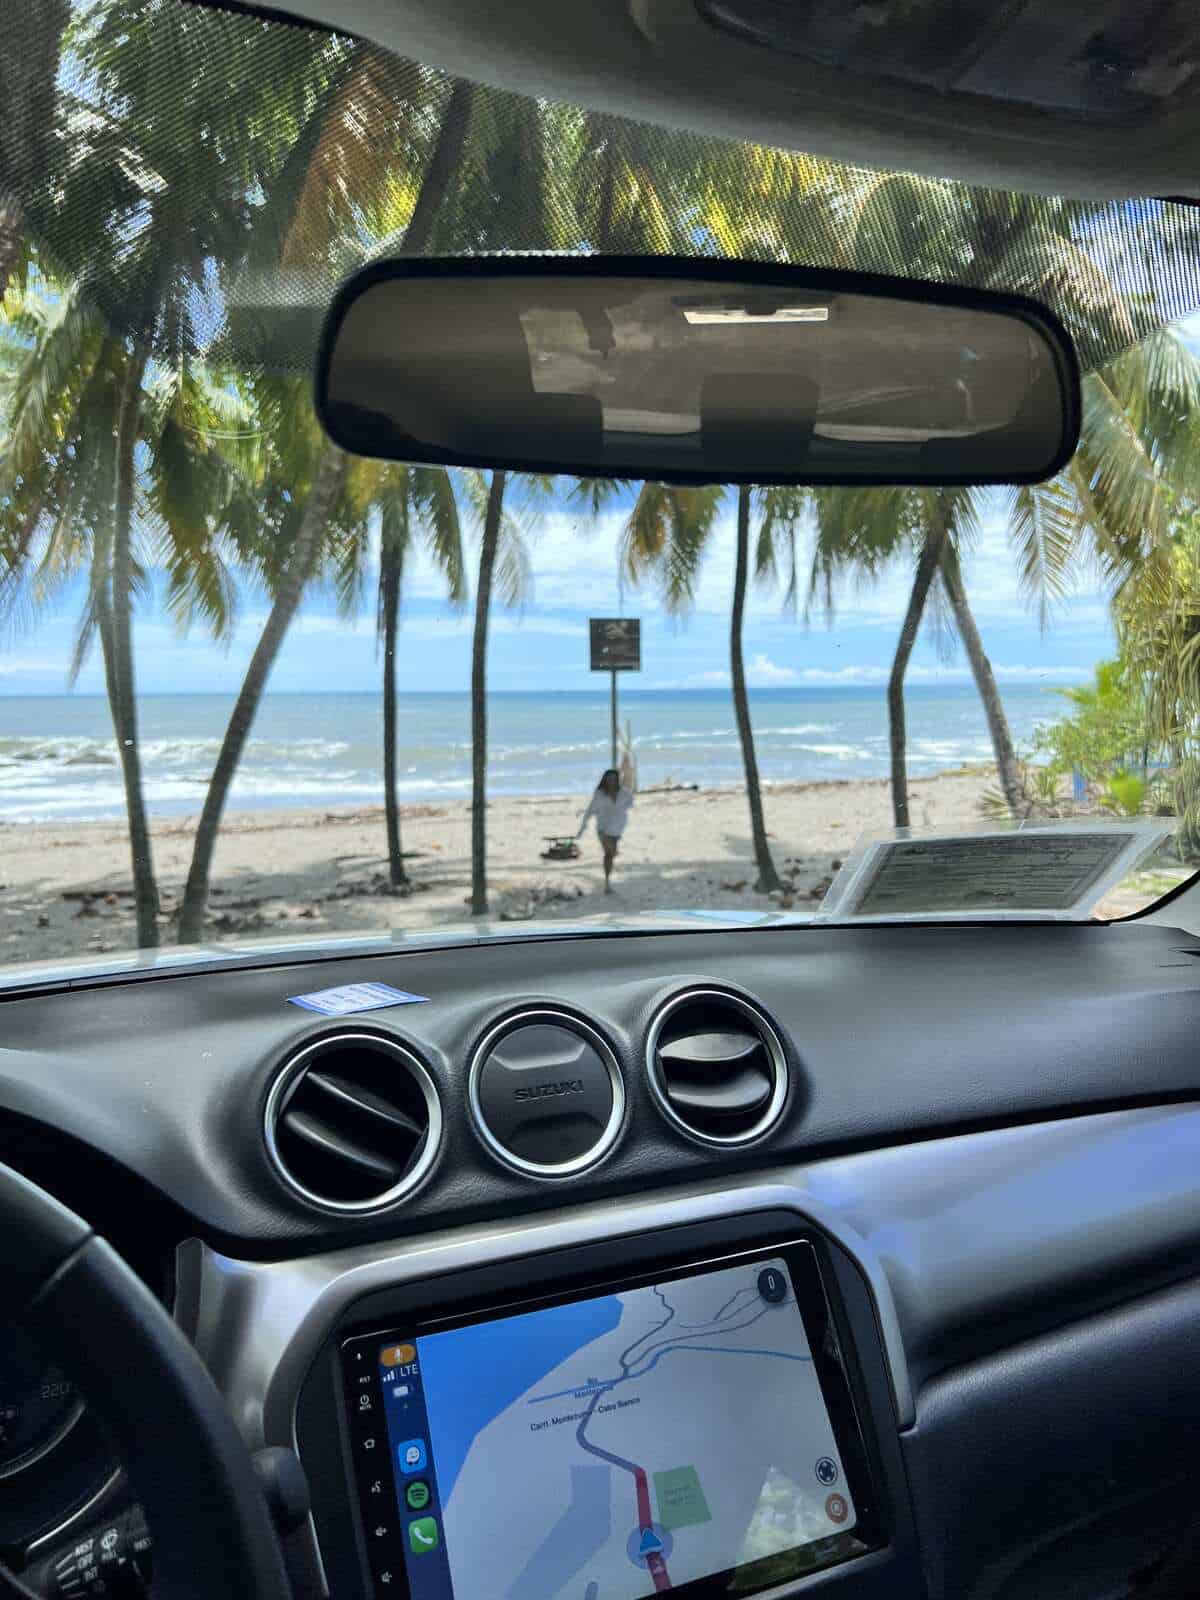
[[264, 1030, 442, 1214], [644, 987, 789, 1148]]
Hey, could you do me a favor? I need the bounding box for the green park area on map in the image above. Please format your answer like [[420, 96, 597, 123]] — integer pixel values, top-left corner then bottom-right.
[[654, 1465, 712, 1531]]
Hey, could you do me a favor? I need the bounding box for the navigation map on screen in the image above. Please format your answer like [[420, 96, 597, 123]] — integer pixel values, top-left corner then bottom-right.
[[377, 1255, 856, 1600]]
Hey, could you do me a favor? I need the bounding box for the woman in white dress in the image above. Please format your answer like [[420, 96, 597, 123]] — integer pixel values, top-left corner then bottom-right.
[[576, 768, 634, 893]]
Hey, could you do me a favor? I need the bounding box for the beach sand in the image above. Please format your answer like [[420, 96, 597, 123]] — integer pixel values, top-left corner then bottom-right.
[[0, 769, 1179, 965]]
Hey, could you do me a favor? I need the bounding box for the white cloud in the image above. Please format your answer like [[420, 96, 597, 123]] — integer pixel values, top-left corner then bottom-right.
[[226, 605, 585, 645], [0, 654, 68, 677], [748, 652, 799, 685], [402, 614, 586, 641], [679, 653, 799, 689], [978, 663, 1092, 682], [795, 662, 1091, 685], [794, 665, 890, 684], [666, 659, 1095, 690]]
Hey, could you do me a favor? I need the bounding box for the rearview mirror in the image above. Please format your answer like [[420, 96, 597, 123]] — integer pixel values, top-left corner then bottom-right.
[[317, 256, 1080, 485]]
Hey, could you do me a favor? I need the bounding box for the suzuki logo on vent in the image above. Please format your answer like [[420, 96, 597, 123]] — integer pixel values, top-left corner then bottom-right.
[[514, 1078, 585, 1101]]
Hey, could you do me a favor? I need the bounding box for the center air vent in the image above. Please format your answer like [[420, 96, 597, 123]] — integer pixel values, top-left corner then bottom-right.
[[646, 989, 788, 1147], [264, 1032, 442, 1213], [468, 1010, 625, 1179]]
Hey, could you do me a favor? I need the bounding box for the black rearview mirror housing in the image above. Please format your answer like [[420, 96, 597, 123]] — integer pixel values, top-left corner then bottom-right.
[[316, 255, 1080, 486]]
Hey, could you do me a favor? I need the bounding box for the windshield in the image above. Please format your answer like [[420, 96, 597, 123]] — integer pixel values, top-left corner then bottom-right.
[[3, 0, 1200, 977]]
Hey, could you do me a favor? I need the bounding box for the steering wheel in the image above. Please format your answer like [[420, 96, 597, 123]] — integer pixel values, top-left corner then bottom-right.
[[0, 1163, 293, 1600]]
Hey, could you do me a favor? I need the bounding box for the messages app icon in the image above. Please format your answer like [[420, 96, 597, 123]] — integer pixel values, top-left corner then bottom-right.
[[398, 1438, 427, 1474]]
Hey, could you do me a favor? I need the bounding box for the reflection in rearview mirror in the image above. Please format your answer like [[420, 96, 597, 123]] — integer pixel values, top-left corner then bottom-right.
[[317, 257, 1080, 486]]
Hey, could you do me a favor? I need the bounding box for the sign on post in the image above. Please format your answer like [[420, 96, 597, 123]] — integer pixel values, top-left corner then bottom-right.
[[589, 618, 641, 672], [589, 619, 641, 767]]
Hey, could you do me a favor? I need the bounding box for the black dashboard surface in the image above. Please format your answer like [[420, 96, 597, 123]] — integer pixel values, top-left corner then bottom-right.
[[4, 918, 1200, 1600], [0, 921, 1197, 1251]]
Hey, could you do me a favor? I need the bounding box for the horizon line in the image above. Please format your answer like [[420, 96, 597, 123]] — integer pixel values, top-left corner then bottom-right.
[[0, 680, 1080, 700]]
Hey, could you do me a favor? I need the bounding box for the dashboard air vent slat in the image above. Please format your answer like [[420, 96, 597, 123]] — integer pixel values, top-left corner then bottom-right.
[[304, 1069, 426, 1140], [647, 991, 788, 1146], [265, 1032, 442, 1213], [283, 1111, 406, 1187]]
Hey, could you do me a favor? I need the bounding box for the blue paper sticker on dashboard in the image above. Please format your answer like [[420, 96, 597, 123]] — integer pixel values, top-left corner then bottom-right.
[[288, 982, 427, 1016]]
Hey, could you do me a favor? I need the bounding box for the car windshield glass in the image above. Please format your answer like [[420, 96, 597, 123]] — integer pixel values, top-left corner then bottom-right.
[[3, 0, 1200, 978]]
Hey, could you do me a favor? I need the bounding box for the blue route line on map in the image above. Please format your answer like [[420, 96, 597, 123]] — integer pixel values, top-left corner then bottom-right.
[[526, 1340, 811, 1406]]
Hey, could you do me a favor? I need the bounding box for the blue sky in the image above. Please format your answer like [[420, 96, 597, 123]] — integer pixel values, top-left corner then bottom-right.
[[0, 482, 1114, 697]]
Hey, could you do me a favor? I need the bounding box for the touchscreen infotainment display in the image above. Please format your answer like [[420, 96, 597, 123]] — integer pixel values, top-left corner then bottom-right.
[[341, 1244, 873, 1600]]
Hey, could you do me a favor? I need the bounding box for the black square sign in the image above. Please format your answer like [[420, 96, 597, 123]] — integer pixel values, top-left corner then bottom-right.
[[589, 617, 641, 672]]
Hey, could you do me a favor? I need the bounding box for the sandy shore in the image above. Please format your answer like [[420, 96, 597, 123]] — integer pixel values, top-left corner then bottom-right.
[[4, 768, 1185, 965], [0, 770, 1023, 964]]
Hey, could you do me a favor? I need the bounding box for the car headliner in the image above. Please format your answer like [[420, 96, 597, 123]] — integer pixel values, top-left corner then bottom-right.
[[208, 0, 1200, 202]]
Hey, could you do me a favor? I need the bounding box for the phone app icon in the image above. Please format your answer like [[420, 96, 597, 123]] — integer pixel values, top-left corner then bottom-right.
[[408, 1517, 439, 1555], [406, 1480, 431, 1511], [398, 1439, 427, 1474]]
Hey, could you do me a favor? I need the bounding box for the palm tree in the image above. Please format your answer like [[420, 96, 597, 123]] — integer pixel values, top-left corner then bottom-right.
[[578, 110, 714, 256], [808, 323, 1200, 827], [178, 426, 348, 943], [0, 293, 162, 939], [817, 172, 1200, 825], [810, 485, 998, 825], [731, 485, 780, 892], [0, 0, 69, 292], [332, 461, 465, 887], [470, 471, 506, 918], [464, 470, 542, 916], [1116, 513, 1200, 848], [0, 279, 259, 945], [739, 483, 808, 889], [379, 469, 465, 889], [176, 74, 480, 941], [0, 0, 355, 946], [0, 7, 471, 953], [107, 345, 157, 940]]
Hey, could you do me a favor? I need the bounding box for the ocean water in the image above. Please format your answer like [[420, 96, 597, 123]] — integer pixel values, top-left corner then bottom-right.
[[0, 686, 1067, 823]]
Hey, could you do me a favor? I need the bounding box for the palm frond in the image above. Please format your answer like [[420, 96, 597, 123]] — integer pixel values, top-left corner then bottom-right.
[[621, 482, 722, 613], [1072, 371, 1169, 578], [754, 485, 808, 613], [495, 521, 532, 609], [412, 465, 466, 604], [1006, 478, 1078, 630], [569, 478, 631, 517]]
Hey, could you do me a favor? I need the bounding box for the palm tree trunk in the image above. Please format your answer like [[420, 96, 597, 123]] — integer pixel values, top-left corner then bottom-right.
[[731, 485, 781, 893], [889, 522, 947, 828], [940, 545, 1025, 816], [178, 447, 347, 942], [364, 82, 473, 892], [471, 470, 506, 917], [402, 81, 474, 255], [109, 347, 159, 947], [380, 545, 406, 887], [596, 113, 618, 252]]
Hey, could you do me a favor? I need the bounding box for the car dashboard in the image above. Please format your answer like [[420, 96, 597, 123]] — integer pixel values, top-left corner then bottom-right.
[[2, 919, 1199, 1600]]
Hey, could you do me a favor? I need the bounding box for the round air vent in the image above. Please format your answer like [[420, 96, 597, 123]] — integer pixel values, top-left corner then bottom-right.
[[645, 989, 788, 1147], [264, 1032, 442, 1212], [468, 1010, 625, 1179]]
